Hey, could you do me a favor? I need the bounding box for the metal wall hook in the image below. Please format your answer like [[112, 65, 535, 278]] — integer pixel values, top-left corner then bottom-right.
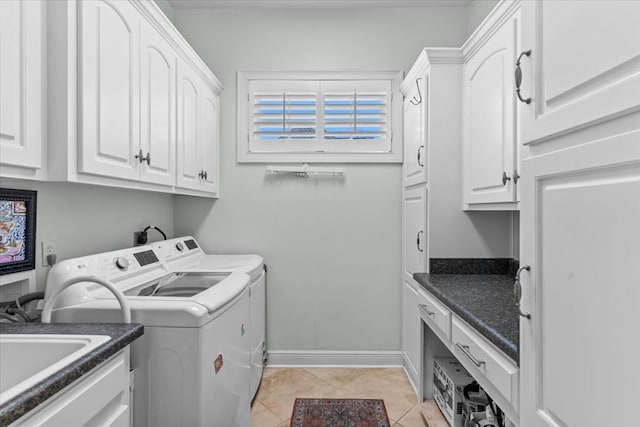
[[409, 78, 423, 105]]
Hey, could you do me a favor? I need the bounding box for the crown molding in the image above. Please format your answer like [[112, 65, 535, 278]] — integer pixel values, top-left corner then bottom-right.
[[400, 48, 463, 95], [168, 0, 471, 8]]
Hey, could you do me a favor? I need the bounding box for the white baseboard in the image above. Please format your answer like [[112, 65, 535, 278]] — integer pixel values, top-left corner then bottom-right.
[[266, 350, 404, 367]]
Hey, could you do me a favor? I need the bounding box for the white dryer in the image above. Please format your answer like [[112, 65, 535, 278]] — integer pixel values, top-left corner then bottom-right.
[[45, 245, 251, 427], [150, 237, 266, 400]]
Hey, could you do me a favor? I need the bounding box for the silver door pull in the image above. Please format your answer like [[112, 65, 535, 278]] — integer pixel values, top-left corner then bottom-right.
[[456, 343, 485, 368], [514, 265, 531, 319], [419, 304, 434, 317]]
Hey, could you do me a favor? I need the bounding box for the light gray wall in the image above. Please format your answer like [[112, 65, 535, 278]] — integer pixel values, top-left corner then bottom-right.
[[467, 0, 500, 36], [426, 65, 513, 259], [153, 0, 176, 23], [1, 180, 174, 290], [172, 6, 468, 352]]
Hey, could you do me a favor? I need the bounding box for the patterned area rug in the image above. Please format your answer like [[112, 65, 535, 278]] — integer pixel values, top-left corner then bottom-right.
[[289, 398, 391, 427]]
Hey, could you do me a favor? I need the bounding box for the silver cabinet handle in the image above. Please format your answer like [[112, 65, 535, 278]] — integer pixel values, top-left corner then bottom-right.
[[416, 230, 424, 253], [417, 145, 424, 167], [515, 50, 532, 104], [135, 150, 151, 166], [419, 304, 435, 317], [514, 265, 531, 319], [513, 170, 520, 184], [198, 170, 208, 180], [456, 342, 485, 368], [502, 171, 511, 186]]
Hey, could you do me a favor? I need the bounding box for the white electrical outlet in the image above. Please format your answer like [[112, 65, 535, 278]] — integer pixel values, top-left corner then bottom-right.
[[41, 241, 57, 266]]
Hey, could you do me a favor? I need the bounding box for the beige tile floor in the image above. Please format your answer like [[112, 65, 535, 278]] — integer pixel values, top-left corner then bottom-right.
[[251, 367, 444, 427]]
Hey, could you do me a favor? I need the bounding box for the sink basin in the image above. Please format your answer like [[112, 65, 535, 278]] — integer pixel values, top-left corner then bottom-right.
[[0, 334, 111, 404]]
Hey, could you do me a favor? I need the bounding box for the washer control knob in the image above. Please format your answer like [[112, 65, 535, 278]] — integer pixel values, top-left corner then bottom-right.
[[114, 257, 129, 270], [175, 242, 185, 252]]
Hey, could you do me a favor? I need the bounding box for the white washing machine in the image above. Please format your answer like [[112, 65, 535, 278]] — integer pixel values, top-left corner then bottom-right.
[[149, 236, 266, 400], [44, 245, 251, 427]]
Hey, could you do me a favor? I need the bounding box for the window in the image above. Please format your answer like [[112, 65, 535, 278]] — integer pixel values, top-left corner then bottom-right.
[[237, 71, 403, 163]]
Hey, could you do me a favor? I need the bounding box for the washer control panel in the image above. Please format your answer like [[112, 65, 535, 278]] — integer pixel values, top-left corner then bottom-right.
[[134, 250, 160, 266], [114, 256, 129, 270]]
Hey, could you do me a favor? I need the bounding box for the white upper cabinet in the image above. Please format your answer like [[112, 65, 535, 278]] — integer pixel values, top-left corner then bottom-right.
[[0, 0, 44, 178], [140, 21, 175, 186], [462, 5, 520, 209], [47, 0, 222, 197], [78, 0, 140, 181], [199, 86, 220, 194], [176, 62, 220, 195], [520, 1, 640, 144], [176, 61, 202, 191], [402, 77, 427, 187]]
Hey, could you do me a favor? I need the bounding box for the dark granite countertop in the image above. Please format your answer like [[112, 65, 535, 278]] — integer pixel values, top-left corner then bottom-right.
[[413, 272, 519, 363], [0, 323, 143, 426]]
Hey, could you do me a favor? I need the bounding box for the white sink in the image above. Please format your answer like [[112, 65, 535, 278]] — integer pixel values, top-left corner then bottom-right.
[[0, 334, 111, 404]]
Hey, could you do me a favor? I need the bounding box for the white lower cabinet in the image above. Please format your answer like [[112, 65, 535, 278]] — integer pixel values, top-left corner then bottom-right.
[[451, 318, 519, 421], [0, 0, 45, 180], [11, 350, 130, 427], [417, 289, 451, 344], [402, 281, 420, 390]]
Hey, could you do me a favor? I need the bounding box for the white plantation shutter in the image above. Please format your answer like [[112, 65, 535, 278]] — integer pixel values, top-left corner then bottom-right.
[[252, 93, 317, 141], [321, 80, 392, 153], [240, 72, 401, 162]]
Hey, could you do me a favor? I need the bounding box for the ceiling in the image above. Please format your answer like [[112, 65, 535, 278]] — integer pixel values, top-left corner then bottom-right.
[[167, 0, 472, 8]]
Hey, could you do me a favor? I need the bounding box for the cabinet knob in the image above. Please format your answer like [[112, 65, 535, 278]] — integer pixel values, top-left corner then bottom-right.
[[515, 50, 532, 104], [198, 170, 208, 180], [417, 145, 424, 167], [513, 170, 520, 184], [502, 171, 511, 186], [416, 230, 424, 253]]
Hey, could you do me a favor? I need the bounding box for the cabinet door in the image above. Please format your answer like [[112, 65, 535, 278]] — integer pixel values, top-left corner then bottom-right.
[[403, 281, 420, 381], [0, 0, 43, 170], [520, 130, 640, 427], [139, 23, 175, 186], [199, 85, 219, 194], [464, 14, 518, 205], [176, 61, 202, 191], [78, 0, 140, 180], [520, 1, 640, 145], [403, 185, 428, 279], [403, 77, 427, 187]]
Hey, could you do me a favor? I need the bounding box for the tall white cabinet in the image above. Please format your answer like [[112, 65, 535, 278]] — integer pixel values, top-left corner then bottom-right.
[[518, 2, 640, 426], [0, 0, 45, 180], [400, 49, 463, 392]]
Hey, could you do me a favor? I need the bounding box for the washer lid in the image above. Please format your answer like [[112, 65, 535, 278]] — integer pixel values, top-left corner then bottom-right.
[[193, 254, 264, 280]]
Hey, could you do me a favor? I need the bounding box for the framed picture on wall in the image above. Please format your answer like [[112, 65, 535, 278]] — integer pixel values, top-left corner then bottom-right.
[[0, 188, 37, 276]]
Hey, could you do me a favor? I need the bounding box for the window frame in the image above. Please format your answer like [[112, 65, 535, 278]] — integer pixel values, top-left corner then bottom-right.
[[237, 71, 403, 163]]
